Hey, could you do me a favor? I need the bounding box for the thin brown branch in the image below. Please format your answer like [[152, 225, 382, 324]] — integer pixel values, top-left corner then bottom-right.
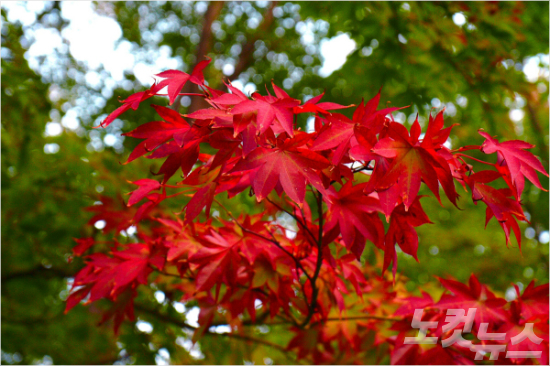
[[155, 267, 269, 297], [525, 97, 549, 165], [260, 314, 402, 326], [172, 1, 225, 112], [134, 304, 294, 358], [314, 315, 402, 325], [229, 2, 278, 81], [1, 312, 64, 326], [2, 266, 75, 284]]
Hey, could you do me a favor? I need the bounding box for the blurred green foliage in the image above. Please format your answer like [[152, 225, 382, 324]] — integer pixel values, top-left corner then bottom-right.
[[2, 2, 548, 364]]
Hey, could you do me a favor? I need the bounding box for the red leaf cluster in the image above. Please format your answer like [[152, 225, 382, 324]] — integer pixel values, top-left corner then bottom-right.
[[67, 61, 548, 362]]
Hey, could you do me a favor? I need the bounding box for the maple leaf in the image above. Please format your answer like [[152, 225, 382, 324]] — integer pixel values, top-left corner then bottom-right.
[[111, 244, 158, 289], [134, 118, 209, 183], [232, 133, 330, 204], [185, 182, 217, 223], [122, 105, 195, 164], [154, 58, 211, 104], [311, 90, 403, 149], [293, 91, 351, 114], [420, 109, 458, 150], [163, 224, 203, 268], [513, 280, 549, 321], [436, 274, 508, 327], [324, 182, 385, 259], [184, 107, 233, 124], [132, 191, 166, 224], [71, 237, 95, 257], [126, 179, 161, 206], [287, 327, 321, 360], [390, 342, 420, 365], [479, 130, 549, 197], [383, 203, 428, 274], [206, 129, 242, 170], [251, 254, 293, 293], [496, 299, 549, 365], [66, 242, 164, 317], [383, 197, 432, 278], [85, 196, 133, 233], [99, 289, 136, 335], [310, 112, 355, 153], [373, 121, 458, 211], [189, 229, 244, 291], [72, 64, 550, 350], [464, 170, 527, 247], [394, 291, 435, 317], [99, 83, 162, 128], [209, 81, 249, 106], [230, 84, 301, 136], [416, 345, 472, 365]]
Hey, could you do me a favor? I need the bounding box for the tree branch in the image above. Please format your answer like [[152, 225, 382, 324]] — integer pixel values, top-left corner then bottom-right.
[[172, 1, 225, 112], [258, 314, 403, 326], [524, 96, 549, 166], [134, 304, 295, 360], [229, 2, 278, 82], [1, 266, 75, 284]]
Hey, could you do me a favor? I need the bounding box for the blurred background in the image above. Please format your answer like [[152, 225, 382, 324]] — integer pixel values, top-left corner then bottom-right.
[[1, 1, 548, 364]]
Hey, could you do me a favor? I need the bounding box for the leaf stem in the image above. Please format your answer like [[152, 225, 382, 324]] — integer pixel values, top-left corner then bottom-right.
[[454, 153, 495, 166]]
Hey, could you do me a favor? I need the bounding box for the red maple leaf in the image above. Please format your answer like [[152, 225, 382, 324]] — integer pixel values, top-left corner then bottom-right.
[[479, 130, 549, 197], [324, 182, 385, 259], [230, 83, 301, 136], [293, 91, 351, 114], [209, 81, 249, 106], [513, 281, 550, 321], [394, 291, 435, 317], [71, 237, 95, 257], [232, 133, 330, 204], [383, 197, 432, 277], [185, 182, 217, 223], [85, 196, 133, 233], [122, 105, 195, 164], [154, 58, 211, 104], [310, 90, 404, 164], [189, 228, 246, 291], [126, 179, 161, 206], [496, 298, 549, 365], [465, 170, 527, 247], [420, 109, 458, 150], [99, 83, 162, 128], [436, 274, 508, 327], [373, 120, 458, 210]]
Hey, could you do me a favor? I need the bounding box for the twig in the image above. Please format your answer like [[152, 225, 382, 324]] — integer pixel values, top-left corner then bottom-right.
[[172, 2, 225, 112], [134, 304, 298, 362], [259, 314, 402, 326], [230, 2, 278, 81]]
